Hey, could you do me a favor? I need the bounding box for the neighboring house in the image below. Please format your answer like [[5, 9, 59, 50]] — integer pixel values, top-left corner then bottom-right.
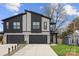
[[2, 10, 57, 44], [64, 34, 73, 45], [64, 31, 79, 45]]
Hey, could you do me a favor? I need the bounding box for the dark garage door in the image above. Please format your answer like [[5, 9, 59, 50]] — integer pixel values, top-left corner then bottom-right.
[[29, 35, 47, 44], [7, 35, 24, 44]]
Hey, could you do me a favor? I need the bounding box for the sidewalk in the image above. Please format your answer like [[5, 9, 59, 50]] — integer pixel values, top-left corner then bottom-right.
[[0, 44, 17, 56]]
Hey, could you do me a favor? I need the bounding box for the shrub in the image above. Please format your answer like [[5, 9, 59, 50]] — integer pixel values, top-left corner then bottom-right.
[[0, 36, 3, 41]]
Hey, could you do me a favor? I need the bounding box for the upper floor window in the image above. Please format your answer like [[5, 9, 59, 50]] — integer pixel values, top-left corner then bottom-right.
[[13, 22, 20, 29], [6, 22, 9, 29], [50, 25, 53, 31], [33, 22, 40, 29], [44, 22, 47, 30]]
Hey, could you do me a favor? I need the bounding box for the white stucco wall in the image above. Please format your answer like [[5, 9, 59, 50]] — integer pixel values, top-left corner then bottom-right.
[[42, 17, 50, 31], [3, 35, 7, 44], [24, 35, 29, 44], [22, 14, 27, 31], [47, 35, 50, 44], [26, 12, 31, 32]]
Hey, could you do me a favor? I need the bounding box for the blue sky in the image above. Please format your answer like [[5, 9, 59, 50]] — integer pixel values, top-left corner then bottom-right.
[[0, 3, 79, 32]]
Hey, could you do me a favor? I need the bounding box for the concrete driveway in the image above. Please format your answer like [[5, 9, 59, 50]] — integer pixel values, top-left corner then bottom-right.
[[12, 44, 57, 56]]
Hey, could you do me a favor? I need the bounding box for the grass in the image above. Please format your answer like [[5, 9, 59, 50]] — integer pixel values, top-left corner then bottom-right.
[[50, 44, 79, 56]]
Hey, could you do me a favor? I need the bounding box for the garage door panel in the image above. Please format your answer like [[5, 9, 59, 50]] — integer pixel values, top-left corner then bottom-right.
[[29, 35, 47, 44], [7, 35, 24, 44]]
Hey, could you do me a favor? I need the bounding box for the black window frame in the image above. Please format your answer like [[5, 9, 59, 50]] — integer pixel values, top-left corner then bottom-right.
[[32, 22, 40, 29], [6, 22, 9, 29], [13, 22, 20, 29], [44, 22, 47, 30]]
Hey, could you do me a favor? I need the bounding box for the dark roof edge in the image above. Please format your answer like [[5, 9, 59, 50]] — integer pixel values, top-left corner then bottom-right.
[[2, 13, 26, 21], [2, 10, 51, 21], [25, 10, 51, 20]]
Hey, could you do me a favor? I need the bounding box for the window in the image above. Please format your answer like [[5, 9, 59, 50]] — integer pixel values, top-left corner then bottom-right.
[[33, 22, 40, 29], [72, 39, 74, 44], [13, 22, 20, 29], [44, 22, 47, 30], [6, 22, 9, 29], [50, 25, 53, 31], [76, 39, 79, 45]]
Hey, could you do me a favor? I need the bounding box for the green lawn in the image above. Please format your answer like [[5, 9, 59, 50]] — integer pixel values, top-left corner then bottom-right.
[[50, 44, 79, 56]]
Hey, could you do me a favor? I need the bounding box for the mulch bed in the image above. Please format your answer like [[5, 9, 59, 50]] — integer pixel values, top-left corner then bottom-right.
[[65, 52, 79, 56]]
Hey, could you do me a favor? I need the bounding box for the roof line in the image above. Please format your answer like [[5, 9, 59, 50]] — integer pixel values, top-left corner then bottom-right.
[[2, 10, 51, 21], [25, 10, 51, 19], [2, 13, 26, 21]]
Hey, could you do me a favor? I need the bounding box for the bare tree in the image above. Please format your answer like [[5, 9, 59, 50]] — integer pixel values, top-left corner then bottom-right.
[[43, 3, 69, 32]]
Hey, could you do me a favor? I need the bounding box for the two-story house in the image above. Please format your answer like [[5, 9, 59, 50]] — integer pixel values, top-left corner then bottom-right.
[[2, 10, 57, 44]]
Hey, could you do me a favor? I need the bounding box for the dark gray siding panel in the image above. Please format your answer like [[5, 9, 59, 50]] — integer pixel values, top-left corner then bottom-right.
[[31, 13, 41, 33], [7, 35, 24, 44], [4, 15, 23, 33], [29, 35, 47, 44]]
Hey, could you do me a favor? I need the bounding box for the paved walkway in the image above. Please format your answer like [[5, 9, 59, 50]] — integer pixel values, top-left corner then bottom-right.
[[12, 44, 57, 56], [0, 44, 17, 56]]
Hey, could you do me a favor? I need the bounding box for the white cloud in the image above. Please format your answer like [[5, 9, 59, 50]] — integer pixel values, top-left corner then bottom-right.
[[63, 4, 79, 16], [50, 4, 79, 16], [5, 3, 21, 13], [40, 6, 43, 10]]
